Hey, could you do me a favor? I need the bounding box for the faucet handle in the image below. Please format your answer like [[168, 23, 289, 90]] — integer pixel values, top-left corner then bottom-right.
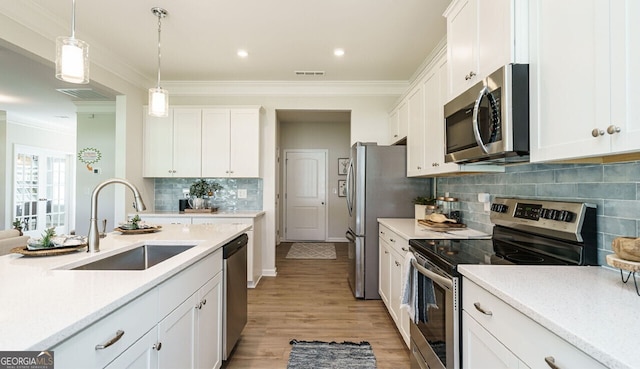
[[99, 219, 107, 238]]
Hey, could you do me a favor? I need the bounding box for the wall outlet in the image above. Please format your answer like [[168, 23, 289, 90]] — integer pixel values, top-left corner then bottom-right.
[[182, 188, 190, 198], [238, 189, 247, 199]]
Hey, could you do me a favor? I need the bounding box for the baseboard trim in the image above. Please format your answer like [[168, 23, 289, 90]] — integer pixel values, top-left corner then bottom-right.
[[262, 268, 277, 277]]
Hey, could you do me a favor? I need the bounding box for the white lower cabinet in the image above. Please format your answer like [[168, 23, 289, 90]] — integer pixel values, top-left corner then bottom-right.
[[462, 312, 528, 369], [53, 250, 224, 369], [462, 278, 607, 369], [378, 224, 410, 347]]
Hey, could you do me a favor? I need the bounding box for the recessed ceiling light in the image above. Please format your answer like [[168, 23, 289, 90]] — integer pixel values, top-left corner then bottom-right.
[[237, 49, 249, 58], [333, 48, 345, 57]]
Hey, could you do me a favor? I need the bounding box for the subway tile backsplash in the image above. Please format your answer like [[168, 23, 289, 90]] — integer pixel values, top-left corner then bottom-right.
[[154, 178, 263, 212], [435, 161, 640, 266]]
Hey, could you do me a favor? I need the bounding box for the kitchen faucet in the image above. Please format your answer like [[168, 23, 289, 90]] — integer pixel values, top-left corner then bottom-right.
[[87, 178, 147, 252]]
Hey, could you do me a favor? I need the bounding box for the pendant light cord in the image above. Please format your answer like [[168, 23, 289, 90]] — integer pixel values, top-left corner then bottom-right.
[[156, 11, 162, 89], [71, 0, 76, 39]]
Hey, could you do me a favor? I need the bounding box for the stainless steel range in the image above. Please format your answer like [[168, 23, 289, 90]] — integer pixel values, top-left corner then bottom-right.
[[407, 197, 597, 369]]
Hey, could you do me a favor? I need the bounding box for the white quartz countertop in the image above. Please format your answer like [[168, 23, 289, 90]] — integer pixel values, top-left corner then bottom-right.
[[0, 223, 250, 351], [377, 218, 491, 240], [139, 210, 265, 218], [459, 265, 639, 369]]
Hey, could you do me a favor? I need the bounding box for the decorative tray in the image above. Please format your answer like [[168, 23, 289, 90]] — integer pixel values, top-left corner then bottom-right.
[[418, 219, 467, 229], [183, 207, 218, 213], [114, 225, 162, 234], [11, 244, 86, 257]]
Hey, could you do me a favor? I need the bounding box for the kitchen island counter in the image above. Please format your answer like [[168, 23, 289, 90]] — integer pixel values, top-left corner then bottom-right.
[[459, 264, 638, 369], [0, 223, 250, 351]]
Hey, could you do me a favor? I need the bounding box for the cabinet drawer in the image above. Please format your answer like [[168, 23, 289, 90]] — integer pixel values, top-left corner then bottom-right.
[[463, 279, 606, 369], [158, 249, 222, 318], [379, 225, 409, 255], [51, 288, 159, 369]]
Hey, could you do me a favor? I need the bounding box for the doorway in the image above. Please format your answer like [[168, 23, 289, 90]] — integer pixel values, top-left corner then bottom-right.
[[13, 145, 73, 237], [277, 109, 351, 243], [284, 150, 327, 241]]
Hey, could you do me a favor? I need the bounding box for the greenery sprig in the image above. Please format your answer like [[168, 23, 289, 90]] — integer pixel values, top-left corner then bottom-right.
[[189, 179, 223, 198]]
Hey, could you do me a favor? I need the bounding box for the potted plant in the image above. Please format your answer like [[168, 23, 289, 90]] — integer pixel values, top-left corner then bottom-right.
[[12, 218, 23, 236], [189, 179, 222, 209], [412, 196, 436, 220]]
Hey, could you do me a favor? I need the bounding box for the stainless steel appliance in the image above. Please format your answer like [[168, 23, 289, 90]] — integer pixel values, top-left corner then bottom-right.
[[222, 233, 248, 361], [408, 197, 597, 369], [346, 142, 430, 299], [444, 64, 529, 164]]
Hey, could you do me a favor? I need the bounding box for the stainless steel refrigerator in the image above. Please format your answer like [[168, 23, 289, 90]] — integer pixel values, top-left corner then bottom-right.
[[346, 142, 431, 299]]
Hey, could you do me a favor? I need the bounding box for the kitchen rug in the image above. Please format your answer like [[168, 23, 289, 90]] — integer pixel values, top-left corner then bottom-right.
[[286, 243, 336, 259], [287, 340, 376, 369]]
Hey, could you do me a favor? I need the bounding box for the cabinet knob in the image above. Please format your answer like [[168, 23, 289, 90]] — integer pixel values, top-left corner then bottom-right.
[[607, 125, 621, 135], [417, 166, 422, 170], [394, 261, 401, 267], [591, 128, 605, 137], [153, 342, 162, 351], [390, 238, 396, 243]]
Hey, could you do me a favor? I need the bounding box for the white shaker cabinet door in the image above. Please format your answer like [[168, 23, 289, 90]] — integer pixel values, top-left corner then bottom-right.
[[229, 109, 260, 177], [172, 108, 202, 177], [202, 108, 231, 177], [529, 0, 612, 161], [143, 109, 175, 177]]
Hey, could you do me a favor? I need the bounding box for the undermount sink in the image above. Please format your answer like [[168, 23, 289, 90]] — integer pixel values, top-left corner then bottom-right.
[[70, 244, 196, 271]]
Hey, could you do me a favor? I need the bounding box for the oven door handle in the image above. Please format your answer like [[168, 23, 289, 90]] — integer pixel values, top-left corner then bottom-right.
[[411, 259, 453, 291]]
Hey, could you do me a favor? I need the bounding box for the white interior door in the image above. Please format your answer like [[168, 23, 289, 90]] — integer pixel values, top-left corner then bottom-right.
[[284, 150, 326, 241]]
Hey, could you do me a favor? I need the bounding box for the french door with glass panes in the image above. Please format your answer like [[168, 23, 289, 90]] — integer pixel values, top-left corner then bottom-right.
[[14, 146, 73, 237]]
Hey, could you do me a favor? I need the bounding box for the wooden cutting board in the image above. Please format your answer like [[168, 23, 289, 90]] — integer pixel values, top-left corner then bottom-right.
[[418, 219, 467, 229]]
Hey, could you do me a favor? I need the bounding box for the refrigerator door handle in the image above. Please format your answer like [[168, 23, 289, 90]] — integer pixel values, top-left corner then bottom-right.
[[346, 158, 354, 216], [346, 230, 356, 242]]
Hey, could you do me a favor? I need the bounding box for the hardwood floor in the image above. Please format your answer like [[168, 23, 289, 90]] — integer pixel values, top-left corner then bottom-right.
[[223, 242, 411, 369]]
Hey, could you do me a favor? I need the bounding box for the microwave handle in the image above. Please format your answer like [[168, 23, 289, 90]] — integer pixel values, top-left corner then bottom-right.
[[472, 86, 490, 154]]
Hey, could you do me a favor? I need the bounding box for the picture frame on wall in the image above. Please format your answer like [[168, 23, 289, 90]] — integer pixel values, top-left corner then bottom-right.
[[338, 180, 347, 197], [338, 158, 349, 175]]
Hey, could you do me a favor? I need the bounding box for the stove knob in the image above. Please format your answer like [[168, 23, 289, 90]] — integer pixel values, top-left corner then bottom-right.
[[497, 204, 508, 213], [559, 210, 575, 222], [548, 209, 558, 220], [540, 208, 549, 219]]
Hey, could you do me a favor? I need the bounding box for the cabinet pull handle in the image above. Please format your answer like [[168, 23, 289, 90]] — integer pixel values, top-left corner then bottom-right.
[[395, 261, 401, 267], [402, 247, 408, 252], [544, 356, 560, 369], [473, 302, 492, 316], [384, 250, 389, 254], [95, 330, 125, 350], [153, 342, 162, 351], [202, 298, 207, 306]]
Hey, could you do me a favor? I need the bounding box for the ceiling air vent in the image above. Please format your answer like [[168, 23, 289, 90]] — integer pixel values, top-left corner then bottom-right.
[[294, 71, 325, 76], [56, 88, 112, 101]]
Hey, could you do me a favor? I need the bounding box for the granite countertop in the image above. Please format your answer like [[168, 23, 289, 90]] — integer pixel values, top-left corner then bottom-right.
[[377, 218, 491, 240], [459, 265, 639, 369], [139, 210, 265, 218], [0, 223, 250, 351]]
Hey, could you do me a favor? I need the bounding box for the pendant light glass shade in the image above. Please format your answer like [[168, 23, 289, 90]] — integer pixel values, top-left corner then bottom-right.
[[55, 0, 89, 84], [148, 7, 169, 117], [149, 86, 169, 117]]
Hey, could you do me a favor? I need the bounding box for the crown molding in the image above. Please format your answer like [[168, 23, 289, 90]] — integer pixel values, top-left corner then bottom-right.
[[163, 80, 409, 97]]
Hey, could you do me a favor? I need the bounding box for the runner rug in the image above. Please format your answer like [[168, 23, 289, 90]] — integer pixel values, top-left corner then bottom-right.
[[287, 340, 377, 369], [286, 243, 336, 259]]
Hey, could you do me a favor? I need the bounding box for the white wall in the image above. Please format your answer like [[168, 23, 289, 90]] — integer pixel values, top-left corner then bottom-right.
[[75, 108, 116, 236]]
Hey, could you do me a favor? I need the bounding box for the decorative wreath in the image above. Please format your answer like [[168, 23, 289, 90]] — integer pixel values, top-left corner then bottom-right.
[[77, 147, 102, 171]]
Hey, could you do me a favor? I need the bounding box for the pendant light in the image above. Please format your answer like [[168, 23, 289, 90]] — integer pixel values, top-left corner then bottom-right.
[[149, 7, 169, 117], [55, 0, 90, 84]]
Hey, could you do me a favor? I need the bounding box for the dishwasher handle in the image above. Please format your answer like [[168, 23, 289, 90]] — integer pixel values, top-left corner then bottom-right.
[[223, 233, 248, 259]]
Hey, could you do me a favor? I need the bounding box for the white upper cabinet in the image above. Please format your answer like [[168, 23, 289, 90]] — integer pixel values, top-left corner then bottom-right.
[[388, 102, 409, 145], [444, 0, 528, 100], [144, 106, 262, 178], [202, 108, 261, 178], [406, 85, 425, 176], [529, 0, 640, 162], [143, 108, 202, 178]]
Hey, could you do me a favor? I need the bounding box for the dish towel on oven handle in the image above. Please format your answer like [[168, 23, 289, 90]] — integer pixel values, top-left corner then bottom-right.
[[401, 251, 438, 324]]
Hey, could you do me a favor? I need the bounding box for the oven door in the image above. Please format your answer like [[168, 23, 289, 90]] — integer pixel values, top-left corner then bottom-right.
[[410, 252, 459, 369]]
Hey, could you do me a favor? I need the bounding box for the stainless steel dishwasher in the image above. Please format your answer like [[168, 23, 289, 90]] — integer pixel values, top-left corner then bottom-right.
[[222, 233, 248, 361]]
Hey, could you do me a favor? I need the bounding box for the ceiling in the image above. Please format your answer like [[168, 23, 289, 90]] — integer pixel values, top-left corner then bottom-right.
[[0, 0, 450, 129]]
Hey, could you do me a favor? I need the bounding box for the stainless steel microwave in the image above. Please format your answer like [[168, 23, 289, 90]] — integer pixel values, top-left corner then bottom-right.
[[444, 64, 529, 164]]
